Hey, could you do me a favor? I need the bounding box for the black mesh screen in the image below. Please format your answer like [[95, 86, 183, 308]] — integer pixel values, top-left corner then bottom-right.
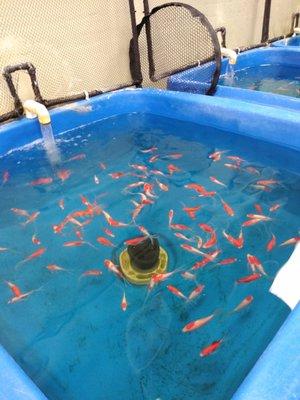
[[133, 2, 221, 95], [0, 0, 141, 123]]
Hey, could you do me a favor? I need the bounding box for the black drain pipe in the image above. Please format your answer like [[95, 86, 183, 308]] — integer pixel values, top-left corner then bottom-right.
[[261, 0, 272, 42]]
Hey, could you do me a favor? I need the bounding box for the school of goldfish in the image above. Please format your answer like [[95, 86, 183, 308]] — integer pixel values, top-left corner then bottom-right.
[[1, 144, 299, 360]]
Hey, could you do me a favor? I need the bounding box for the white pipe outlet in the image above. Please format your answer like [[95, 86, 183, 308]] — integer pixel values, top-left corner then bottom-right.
[[221, 47, 237, 65], [293, 27, 300, 35], [23, 100, 50, 125]]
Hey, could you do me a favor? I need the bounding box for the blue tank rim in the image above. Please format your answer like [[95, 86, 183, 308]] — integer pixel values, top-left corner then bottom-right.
[[167, 47, 300, 112], [0, 88, 299, 399], [271, 36, 300, 49]]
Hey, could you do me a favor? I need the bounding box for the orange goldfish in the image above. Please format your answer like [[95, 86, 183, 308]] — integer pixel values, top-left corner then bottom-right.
[[233, 295, 254, 312], [183, 313, 214, 333], [30, 177, 53, 186], [221, 198, 234, 217], [280, 237, 300, 246], [104, 259, 123, 278], [11, 208, 29, 217], [46, 264, 67, 272]]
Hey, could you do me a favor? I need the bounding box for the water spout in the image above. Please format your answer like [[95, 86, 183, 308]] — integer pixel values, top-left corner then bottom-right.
[[221, 47, 237, 65], [23, 100, 61, 164], [293, 27, 300, 35]]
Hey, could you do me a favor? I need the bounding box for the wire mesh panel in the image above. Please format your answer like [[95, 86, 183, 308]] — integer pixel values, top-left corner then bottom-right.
[[0, 0, 140, 122], [133, 2, 221, 94]]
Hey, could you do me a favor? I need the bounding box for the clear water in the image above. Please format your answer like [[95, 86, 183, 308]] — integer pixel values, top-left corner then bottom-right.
[[284, 35, 300, 46], [0, 113, 299, 400], [40, 123, 61, 165], [219, 63, 300, 98]]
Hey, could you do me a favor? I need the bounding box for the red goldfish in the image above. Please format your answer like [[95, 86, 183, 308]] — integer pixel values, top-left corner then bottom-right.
[[125, 236, 147, 246], [57, 169, 71, 181], [188, 284, 205, 301], [23, 247, 46, 262], [198, 223, 214, 233], [266, 234, 276, 251], [67, 153, 86, 161], [182, 205, 201, 219], [280, 237, 300, 246], [185, 183, 215, 197], [222, 229, 243, 249], [236, 273, 261, 284], [46, 264, 67, 272], [220, 198, 234, 216], [30, 177, 53, 186], [81, 269, 102, 277], [3, 170, 9, 184], [210, 176, 226, 187], [97, 237, 115, 247], [103, 228, 115, 238], [6, 281, 36, 304], [168, 164, 180, 175], [167, 285, 187, 300], [183, 313, 214, 333], [269, 203, 281, 212], [140, 146, 158, 153], [149, 154, 159, 163], [121, 292, 128, 311], [32, 234, 41, 245], [104, 259, 123, 279], [155, 179, 168, 192], [203, 231, 217, 249], [102, 210, 128, 227], [11, 208, 29, 217], [192, 250, 220, 270], [247, 254, 266, 275], [170, 224, 190, 231], [233, 295, 254, 312], [217, 257, 237, 265], [208, 150, 227, 162], [200, 339, 223, 357]]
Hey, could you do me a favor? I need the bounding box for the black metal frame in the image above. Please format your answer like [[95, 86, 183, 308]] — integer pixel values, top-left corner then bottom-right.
[[261, 0, 272, 42], [292, 12, 300, 31], [0, 0, 142, 124], [132, 2, 221, 95]]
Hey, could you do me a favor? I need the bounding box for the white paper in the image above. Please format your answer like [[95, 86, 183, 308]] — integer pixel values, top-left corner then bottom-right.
[[270, 244, 300, 310]]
